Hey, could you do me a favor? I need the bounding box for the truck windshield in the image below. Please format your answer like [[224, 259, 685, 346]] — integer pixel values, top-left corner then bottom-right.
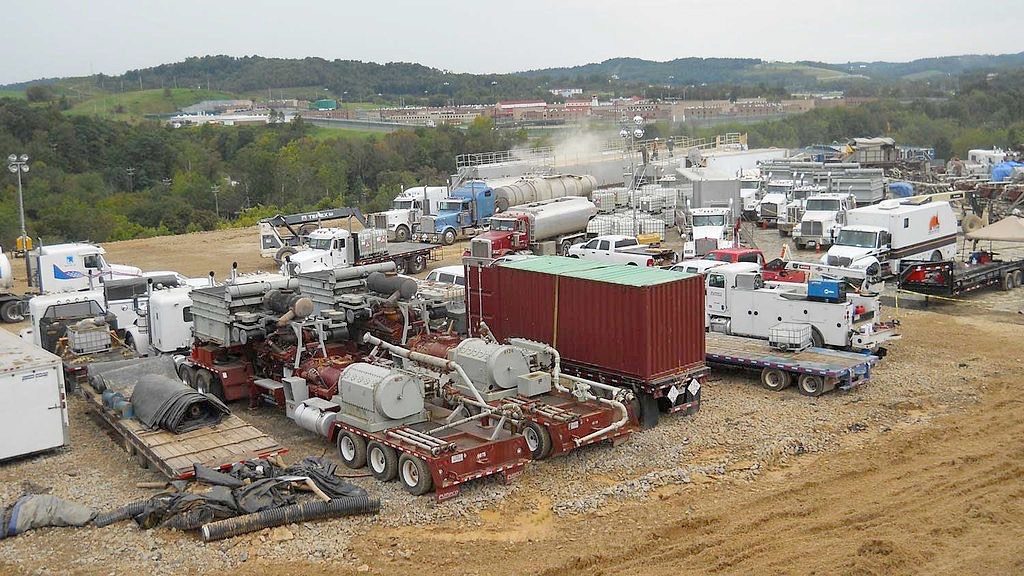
[[835, 229, 877, 248], [805, 199, 841, 211], [308, 237, 332, 250], [490, 219, 516, 231], [692, 215, 726, 227], [740, 180, 760, 190], [440, 201, 464, 211], [766, 184, 791, 194], [392, 200, 415, 210]]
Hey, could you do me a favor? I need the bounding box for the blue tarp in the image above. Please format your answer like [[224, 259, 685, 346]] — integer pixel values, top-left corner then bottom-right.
[[991, 161, 1024, 182], [888, 181, 914, 198]]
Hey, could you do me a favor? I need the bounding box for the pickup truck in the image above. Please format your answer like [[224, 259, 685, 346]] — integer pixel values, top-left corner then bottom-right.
[[702, 248, 807, 283], [567, 235, 677, 266]]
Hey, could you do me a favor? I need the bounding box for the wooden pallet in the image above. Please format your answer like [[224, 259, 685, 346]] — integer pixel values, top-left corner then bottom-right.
[[83, 386, 286, 479]]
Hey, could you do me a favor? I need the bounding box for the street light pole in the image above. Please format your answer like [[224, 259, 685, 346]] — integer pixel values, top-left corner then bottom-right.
[[619, 115, 646, 236], [7, 153, 30, 253]]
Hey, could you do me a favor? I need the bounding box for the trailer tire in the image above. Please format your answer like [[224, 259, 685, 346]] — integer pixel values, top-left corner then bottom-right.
[[398, 454, 434, 496], [798, 374, 826, 397], [367, 442, 399, 481], [522, 421, 553, 460], [810, 328, 825, 349], [761, 368, 791, 391], [337, 431, 367, 469], [408, 254, 427, 274], [637, 392, 659, 429], [394, 225, 410, 243], [1002, 272, 1014, 291], [195, 369, 225, 401], [1014, 270, 1023, 289], [274, 246, 298, 265], [795, 240, 805, 250], [0, 300, 24, 323], [394, 258, 407, 275], [178, 364, 196, 388], [441, 229, 457, 246], [559, 239, 573, 256]]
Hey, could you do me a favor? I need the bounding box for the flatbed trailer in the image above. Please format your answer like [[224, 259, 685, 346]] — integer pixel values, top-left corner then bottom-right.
[[61, 346, 137, 390], [705, 333, 877, 396], [81, 383, 287, 479], [898, 257, 1024, 296], [330, 403, 529, 502], [363, 241, 441, 274]]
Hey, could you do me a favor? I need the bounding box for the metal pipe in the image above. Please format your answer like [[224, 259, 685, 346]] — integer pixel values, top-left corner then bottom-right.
[[362, 333, 487, 406], [559, 373, 631, 447]]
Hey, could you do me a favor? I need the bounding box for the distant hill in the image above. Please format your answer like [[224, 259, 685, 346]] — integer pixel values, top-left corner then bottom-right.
[[800, 52, 1024, 80]]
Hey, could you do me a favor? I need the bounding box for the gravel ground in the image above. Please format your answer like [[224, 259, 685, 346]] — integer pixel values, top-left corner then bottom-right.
[[0, 226, 1012, 575]]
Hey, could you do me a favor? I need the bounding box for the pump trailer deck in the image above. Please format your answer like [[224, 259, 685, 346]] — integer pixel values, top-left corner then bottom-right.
[[81, 384, 287, 479]]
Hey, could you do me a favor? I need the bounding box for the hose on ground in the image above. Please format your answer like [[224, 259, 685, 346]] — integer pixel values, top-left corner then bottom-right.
[[201, 497, 380, 542], [162, 508, 216, 531], [93, 500, 149, 528]]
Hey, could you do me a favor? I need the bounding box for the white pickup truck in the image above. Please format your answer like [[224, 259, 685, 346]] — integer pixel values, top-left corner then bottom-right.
[[567, 235, 677, 267]]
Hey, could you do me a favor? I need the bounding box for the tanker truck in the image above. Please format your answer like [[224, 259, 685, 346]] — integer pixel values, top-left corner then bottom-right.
[[492, 175, 597, 213], [469, 196, 598, 259]]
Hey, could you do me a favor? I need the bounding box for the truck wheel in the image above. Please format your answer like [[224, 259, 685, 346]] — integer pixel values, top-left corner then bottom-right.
[[337, 431, 367, 469], [636, 392, 659, 429], [779, 229, 790, 237], [274, 246, 298, 265], [930, 251, 943, 262], [441, 229, 457, 246], [1014, 270, 1023, 288], [408, 254, 427, 274], [298, 223, 319, 236], [559, 239, 573, 256], [196, 369, 225, 401], [394, 225, 410, 242], [810, 328, 825, 349], [760, 368, 791, 391], [798, 374, 826, 397], [1002, 272, 1014, 291], [522, 421, 553, 460], [398, 454, 434, 496], [0, 300, 24, 323], [178, 364, 196, 388], [394, 258, 408, 274], [367, 442, 399, 481]]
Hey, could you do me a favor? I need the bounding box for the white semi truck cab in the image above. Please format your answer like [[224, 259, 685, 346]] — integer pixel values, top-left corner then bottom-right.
[[756, 179, 793, 224], [683, 207, 734, 258], [369, 186, 448, 242], [792, 193, 856, 249], [27, 242, 142, 294]]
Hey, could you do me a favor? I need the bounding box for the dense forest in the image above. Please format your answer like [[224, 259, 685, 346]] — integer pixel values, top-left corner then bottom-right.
[[1, 68, 1022, 248]]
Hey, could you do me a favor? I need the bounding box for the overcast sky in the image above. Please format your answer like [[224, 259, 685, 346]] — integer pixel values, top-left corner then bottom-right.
[[3, 0, 1020, 85]]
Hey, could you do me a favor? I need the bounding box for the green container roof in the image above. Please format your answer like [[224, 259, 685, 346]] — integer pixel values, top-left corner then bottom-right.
[[499, 255, 694, 287]]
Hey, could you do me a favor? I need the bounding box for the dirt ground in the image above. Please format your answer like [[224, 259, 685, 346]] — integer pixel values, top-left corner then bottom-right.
[[2, 226, 1023, 575]]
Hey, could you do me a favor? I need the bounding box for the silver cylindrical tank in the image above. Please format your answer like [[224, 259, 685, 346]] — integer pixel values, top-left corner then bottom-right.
[[503, 196, 598, 242], [449, 338, 530, 391], [339, 363, 424, 421], [292, 402, 338, 437], [494, 175, 597, 212], [366, 271, 417, 299]]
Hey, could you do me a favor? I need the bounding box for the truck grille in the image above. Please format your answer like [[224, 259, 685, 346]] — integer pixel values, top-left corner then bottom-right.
[[371, 214, 388, 230], [471, 238, 492, 258], [826, 255, 853, 267], [760, 203, 777, 218], [801, 221, 823, 236], [695, 238, 717, 255]]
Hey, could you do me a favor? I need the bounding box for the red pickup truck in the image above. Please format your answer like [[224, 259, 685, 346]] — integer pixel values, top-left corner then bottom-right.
[[703, 248, 807, 283]]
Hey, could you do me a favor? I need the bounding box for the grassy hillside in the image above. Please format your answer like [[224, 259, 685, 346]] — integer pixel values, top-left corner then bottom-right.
[[65, 88, 235, 122], [743, 62, 858, 82], [0, 89, 25, 99]]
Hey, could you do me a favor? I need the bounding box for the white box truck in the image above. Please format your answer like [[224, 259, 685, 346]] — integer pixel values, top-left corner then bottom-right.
[[0, 329, 70, 460], [823, 200, 958, 277]]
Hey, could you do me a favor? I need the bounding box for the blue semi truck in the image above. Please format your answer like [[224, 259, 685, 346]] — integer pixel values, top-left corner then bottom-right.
[[417, 181, 497, 245]]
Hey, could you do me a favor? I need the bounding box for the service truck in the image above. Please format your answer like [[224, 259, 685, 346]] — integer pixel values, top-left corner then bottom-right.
[[285, 227, 439, 276], [682, 207, 734, 258], [703, 262, 899, 353], [468, 196, 597, 259], [792, 192, 856, 249], [418, 181, 495, 245], [369, 186, 449, 242], [567, 234, 676, 266], [823, 199, 958, 277]]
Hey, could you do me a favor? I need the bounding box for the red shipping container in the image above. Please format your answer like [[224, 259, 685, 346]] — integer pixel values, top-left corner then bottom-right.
[[465, 257, 706, 388]]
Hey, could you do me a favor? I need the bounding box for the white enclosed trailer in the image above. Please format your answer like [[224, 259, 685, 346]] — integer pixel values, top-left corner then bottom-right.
[[0, 329, 70, 460]]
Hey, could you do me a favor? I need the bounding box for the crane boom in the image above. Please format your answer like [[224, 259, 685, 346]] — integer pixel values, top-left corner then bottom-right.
[[767, 258, 883, 294]]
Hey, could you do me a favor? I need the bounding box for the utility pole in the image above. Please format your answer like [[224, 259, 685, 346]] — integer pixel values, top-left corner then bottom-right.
[[125, 167, 137, 193], [211, 184, 220, 219]]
